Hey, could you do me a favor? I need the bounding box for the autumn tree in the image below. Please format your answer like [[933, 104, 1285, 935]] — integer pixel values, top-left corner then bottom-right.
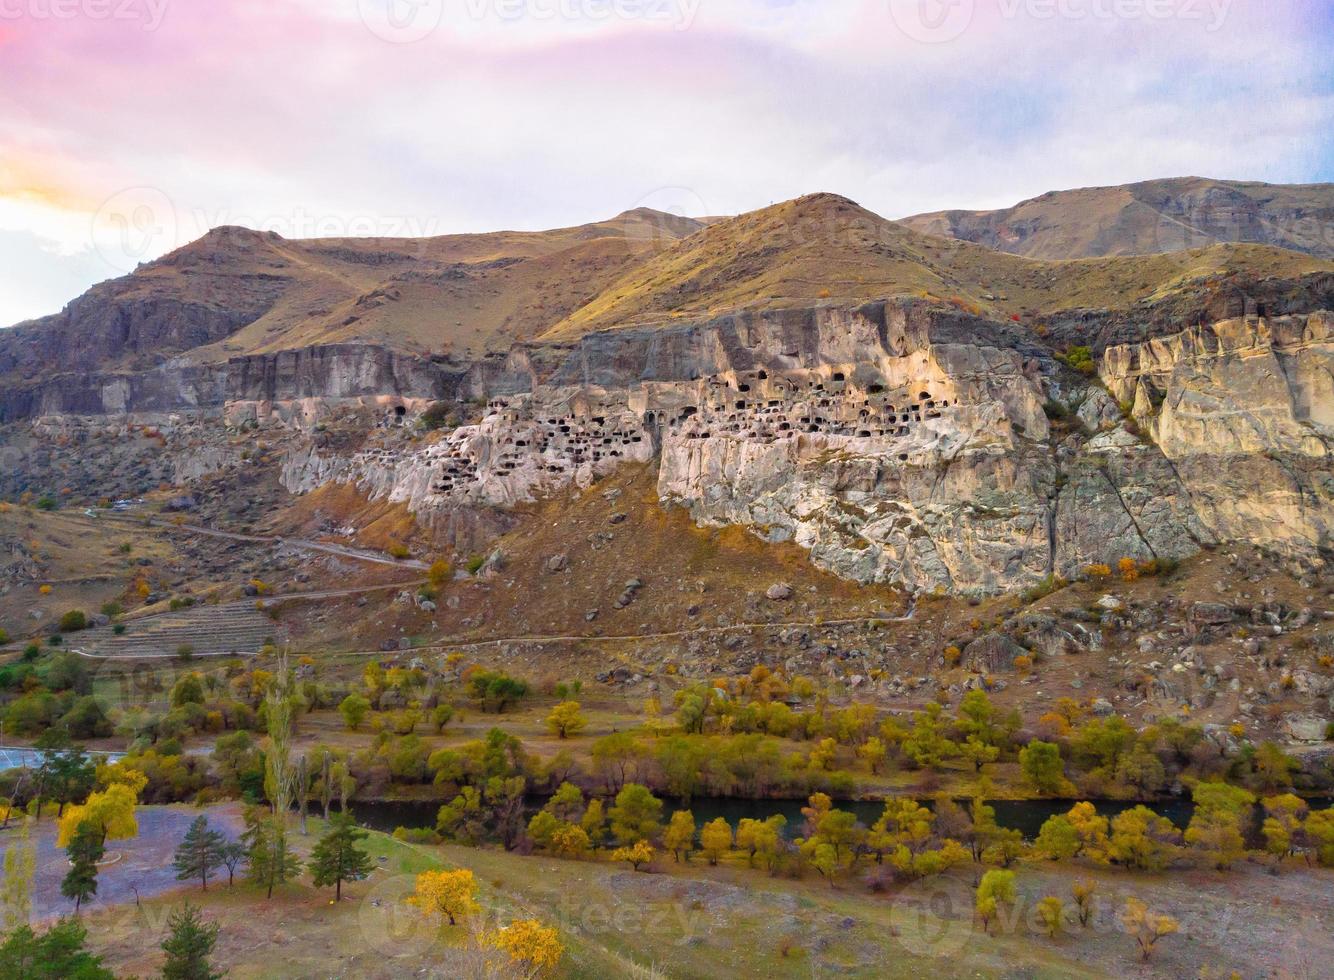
[[57, 780, 140, 850], [410, 869, 479, 926], [663, 809, 696, 862], [611, 840, 654, 871], [339, 693, 371, 731], [544, 702, 587, 739], [486, 919, 564, 978], [1035, 896, 1065, 938], [1121, 897, 1178, 961], [1071, 878, 1096, 927], [975, 869, 1015, 935], [699, 817, 733, 866], [1019, 740, 1071, 796], [1184, 782, 1255, 870], [1, 818, 35, 931], [608, 783, 662, 844], [1107, 805, 1180, 872]]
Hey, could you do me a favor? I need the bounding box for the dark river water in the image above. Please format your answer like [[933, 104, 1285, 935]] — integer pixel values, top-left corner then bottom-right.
[[351, 794, 1332, 841]]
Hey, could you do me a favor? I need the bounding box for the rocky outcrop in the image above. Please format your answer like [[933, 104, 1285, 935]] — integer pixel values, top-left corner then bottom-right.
[[1100, 313, 1333, 558], [268, 302, 1332, 595]]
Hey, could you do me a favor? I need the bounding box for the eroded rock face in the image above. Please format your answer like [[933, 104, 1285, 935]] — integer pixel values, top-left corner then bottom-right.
[[1101, 313, 1333, 557], [272, 303, 1331, 596]]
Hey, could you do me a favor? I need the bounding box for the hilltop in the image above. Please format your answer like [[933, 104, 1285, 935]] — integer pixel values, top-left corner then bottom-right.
[[901, 176, 1334, 259]]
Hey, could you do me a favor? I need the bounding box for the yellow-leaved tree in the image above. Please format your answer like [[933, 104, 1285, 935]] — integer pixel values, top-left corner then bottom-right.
[[485, 919, 564, 978], [56, 773, 144, 849], [408, 869, 479, 926]]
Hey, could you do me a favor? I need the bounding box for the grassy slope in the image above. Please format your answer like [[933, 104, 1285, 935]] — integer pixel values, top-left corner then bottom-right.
[[543, 194, 1334, 338], [80, 812, 1334, 979]]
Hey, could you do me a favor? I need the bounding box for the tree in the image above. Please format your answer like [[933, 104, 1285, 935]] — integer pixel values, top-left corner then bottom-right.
[[960, 735, 999, 773], [1184, 782, 1255, 870], [339, 693, 371, 731], [427, 559, 453, 592], [550, 824, 591, 859], [160, 902, 221, 980], [1065, 801, 1110, 860], [857, 736, 887, 774], [1115, 741, 1166, 796], [172, 816, 226, 892], [219, 840, 244, 888], [1019, 741, 1071, 796], [545, 701, 587, 739], [1034, 815, 1079, 861], [902, 702, 956, 770], [57, 781, 139, 850], [61, 822, 103, 913], [309, 812, 373, 900], [956, 689, 1000, 746], [1071, 878, 1096, 927], [467, 670, 529, 713], [0, 919, 115, 979], [663, 809, 696, 862], [1121, 897, 1178, 961], [1262, 793, 1308, 867], [580, 798, 607, 846], [609, 783, 662, 844], [410, 869, 479, 926], [699, 817, 733, 866], [1035, 896, 1064, 938], [241, 807, 302, 899], [1107, 805, 1180, 872], [975, 869, 1015, 935], [610, 840, 654, 871], [2, 818, 35, 932], [486, 919, 564, 978]]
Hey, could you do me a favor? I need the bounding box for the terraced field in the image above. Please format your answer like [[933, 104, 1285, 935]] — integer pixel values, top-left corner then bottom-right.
[[72, 602, 285, 658]]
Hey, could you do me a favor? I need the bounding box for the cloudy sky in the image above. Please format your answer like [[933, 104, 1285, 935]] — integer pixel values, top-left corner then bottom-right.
[[2, 0, 1331, 326]]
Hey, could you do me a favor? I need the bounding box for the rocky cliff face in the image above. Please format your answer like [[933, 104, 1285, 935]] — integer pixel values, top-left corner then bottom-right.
[[272, 301, 1332, 595]]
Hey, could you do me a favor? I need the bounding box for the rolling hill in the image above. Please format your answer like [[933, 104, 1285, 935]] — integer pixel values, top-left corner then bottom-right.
[[901, 177, 1334, 260]]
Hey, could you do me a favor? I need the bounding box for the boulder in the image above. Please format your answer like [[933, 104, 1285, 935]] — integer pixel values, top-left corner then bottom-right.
[[963, 632, 1026, 673], [544, 554, 569, 574], [1284, 715, 1329, 744], [766, 583, 794, 601], [1190, 602, 1234, 625]]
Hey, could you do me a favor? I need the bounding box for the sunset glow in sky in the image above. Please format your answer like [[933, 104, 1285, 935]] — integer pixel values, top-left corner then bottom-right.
[[2, 0, 1332, 325]]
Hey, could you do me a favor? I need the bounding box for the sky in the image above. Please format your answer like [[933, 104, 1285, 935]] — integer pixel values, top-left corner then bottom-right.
[[1, 0, 1331, 326]]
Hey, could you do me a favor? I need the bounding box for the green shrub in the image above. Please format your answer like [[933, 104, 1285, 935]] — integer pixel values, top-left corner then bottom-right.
[[58, 610, 87, 632]]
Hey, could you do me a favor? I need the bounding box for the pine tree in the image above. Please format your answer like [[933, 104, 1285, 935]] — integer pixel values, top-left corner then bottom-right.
[[242, 808, 301, 899], [160, 902, 221, 980], [309, 812, 374, 900], [61, 821, 103, 913], [172, 816, 227, 891]]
